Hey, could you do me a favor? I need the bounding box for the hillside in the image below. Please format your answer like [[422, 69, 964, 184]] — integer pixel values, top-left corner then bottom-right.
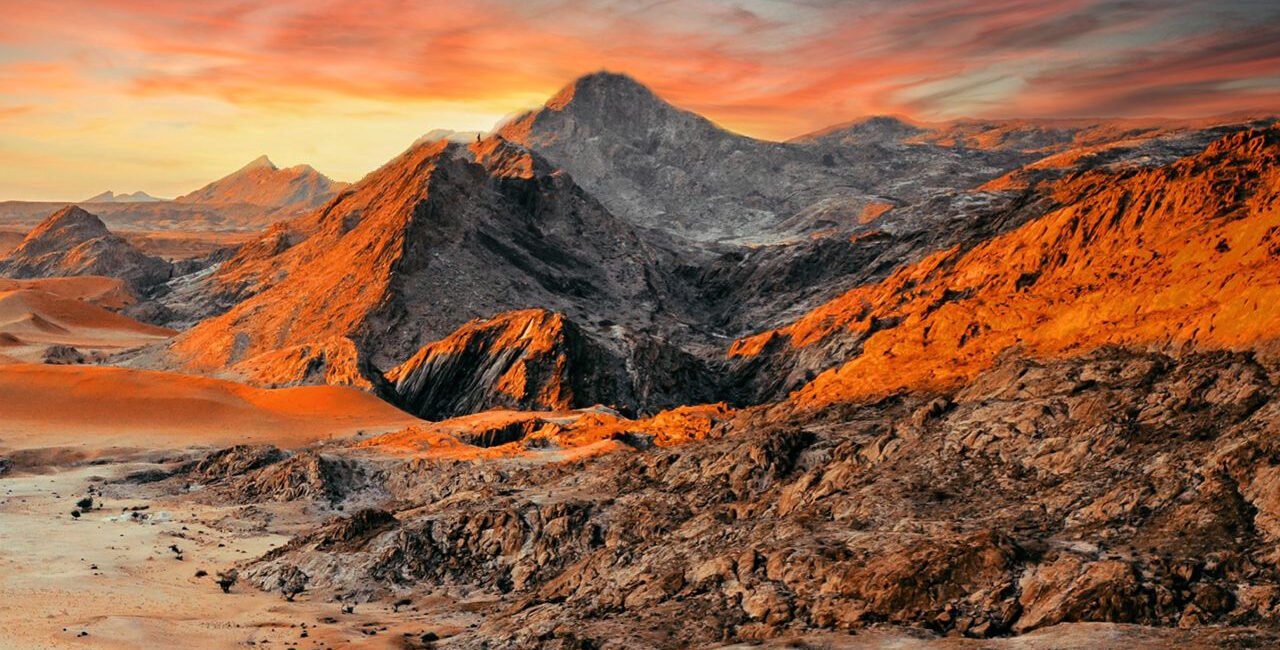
[[730, 126, 1280, 406], [0, 205, 172, 293], [163, 137, 710, 416]]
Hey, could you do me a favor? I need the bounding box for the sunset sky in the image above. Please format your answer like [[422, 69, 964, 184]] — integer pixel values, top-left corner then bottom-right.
[[2, 0, 1279, 201]]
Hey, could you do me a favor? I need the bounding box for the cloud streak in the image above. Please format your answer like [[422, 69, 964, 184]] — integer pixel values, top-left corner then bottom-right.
[[1, 0, 1278, 199]]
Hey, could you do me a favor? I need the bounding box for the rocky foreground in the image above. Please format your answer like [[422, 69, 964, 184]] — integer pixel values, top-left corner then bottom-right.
[[28, 347, 1264, 648]]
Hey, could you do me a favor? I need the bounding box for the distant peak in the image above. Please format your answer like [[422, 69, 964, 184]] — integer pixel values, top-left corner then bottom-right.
[[791, 114, 928, 144], [83, 190, 163, 203], [239, 155, 278, 172]]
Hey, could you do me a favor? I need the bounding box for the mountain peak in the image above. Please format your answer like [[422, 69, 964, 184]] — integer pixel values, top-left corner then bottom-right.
[[545, 70, 662, 111], [497, 70, 689, 148], [8, 205, 110, 258], [1, 204, 173, 291], [41, 205, 108, 234], [791, 115, 927, 145], [573, 70, 652, 92], [239, 155, 277, 172], [83, 191, 116, 203]]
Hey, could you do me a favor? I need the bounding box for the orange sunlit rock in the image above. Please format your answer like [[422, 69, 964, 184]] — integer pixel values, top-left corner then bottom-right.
[[732, 126, 1280, 407]]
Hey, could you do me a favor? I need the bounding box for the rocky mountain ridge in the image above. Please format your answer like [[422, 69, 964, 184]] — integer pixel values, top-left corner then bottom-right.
[[160, 136, 710, 417], [730, 125, 1280, 407], [497, 72, 1029, 244]]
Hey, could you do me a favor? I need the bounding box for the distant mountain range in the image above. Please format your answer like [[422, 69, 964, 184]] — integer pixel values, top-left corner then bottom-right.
[[175, 155, 349, 210], [1, 156, 349, 232], [82, 190, 165, 203]]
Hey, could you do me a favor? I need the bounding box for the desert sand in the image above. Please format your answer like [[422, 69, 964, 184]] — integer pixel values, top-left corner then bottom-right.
[[0, 462, 472, 649], [0, 364, 421, 457], [0, 276, 138, 311], [0, 287, 173, 364]]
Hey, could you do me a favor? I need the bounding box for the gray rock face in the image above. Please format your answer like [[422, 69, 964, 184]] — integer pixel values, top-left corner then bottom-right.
[[498, 71, 1026, 244], [0, 205, 172, 293]]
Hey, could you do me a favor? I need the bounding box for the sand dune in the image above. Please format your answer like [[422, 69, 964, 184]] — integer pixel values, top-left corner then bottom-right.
[[0, 275, 135, 309], [0, 285, 171, 362], [0, 364, 421, 453]]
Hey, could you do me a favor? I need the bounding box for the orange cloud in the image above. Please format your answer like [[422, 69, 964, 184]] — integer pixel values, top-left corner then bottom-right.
[[1, 0, 1278, 199], [104, 0, 1280, 132]]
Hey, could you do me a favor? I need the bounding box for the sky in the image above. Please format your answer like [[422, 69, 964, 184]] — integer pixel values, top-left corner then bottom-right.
[[2, 0, 1279, 201]]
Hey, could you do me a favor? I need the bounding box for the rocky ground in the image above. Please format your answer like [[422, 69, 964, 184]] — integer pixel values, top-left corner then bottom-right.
[[7, 348, 1271, 648]]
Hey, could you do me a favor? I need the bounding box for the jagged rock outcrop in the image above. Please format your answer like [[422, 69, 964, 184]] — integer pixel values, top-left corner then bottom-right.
[[181, 447, 382, 506], [40, 344, 85, 364], [387, 309, 614, 419], [0, 205, 172, 294], [386, 309, 716, 419]]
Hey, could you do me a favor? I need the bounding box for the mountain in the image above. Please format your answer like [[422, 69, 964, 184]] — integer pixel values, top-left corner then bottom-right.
[[794, 114, 1272, 154], [82, 190, 164, 203], [788, 115, 928, 146], [0, 205, 172, 293], [2, 158, 349, 233], [17, 72, 1280, 648], [497, 71, 1025, 243], [211, 124, 1280, 648], [161, 136, 713, 415], [730, 126, 1280, 406], [151, 74, 1268, 417], [174, 155, 350, 212]]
